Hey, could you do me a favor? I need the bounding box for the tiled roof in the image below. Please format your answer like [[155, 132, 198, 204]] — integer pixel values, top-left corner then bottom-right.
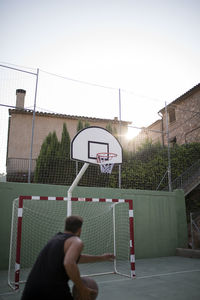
[[159, 82, 200, 114], [9, 108, 131, 124]]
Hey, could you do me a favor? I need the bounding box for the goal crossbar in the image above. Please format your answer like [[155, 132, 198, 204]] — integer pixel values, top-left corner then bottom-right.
[[8, 196, 135, 290]]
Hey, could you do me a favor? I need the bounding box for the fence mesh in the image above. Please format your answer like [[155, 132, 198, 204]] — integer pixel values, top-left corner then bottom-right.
[[0, 64, 36, 177], [1, 63, 200, 193]]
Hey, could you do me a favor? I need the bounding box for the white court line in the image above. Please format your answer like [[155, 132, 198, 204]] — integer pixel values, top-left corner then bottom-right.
[[98, 277, 131, 285], [137, 269, 200, 279], [98, 269, 200, 285], [0, 291, 20, 296]]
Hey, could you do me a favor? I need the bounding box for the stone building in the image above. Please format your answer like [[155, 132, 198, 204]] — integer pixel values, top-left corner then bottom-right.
[[159, 83, 200, 146], [128, 83, 200, 151]]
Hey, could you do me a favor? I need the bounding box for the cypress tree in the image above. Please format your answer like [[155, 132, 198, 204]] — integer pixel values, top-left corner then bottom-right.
[[77, 120, 84, 132], [59, 123, 70, 159], [84, 121, 90, 128], [34, 131, 59, 183], [57, 123, 74, 184]]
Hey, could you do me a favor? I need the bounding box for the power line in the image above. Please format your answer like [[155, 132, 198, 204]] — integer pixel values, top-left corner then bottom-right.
[[40, 69, 118, 91], [0, 61, 166, 103], [0, 62, 37, 74], [120, 88, 162, 103], [2, 61, 198, 109]]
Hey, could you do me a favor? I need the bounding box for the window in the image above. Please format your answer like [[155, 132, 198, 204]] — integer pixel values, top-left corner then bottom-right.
[[169, 136, 176, 147], [168, 108, 176, 123]]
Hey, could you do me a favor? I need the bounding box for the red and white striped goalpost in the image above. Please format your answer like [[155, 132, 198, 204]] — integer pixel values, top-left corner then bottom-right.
[[10, 196, 135, 290]]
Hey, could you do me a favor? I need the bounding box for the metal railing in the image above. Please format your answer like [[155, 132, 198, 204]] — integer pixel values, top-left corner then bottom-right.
[[170, 159, 200, 194], [6, 158, 37, 182], [190, 211, 200, 249]]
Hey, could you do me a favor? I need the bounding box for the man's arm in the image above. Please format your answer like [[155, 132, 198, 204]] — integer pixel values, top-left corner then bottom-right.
[[79, 253, 115, 264], [63, 237, 96, 300]]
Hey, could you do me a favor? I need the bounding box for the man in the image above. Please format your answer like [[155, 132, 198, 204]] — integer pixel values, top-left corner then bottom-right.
[[21, 215, 114, 300]]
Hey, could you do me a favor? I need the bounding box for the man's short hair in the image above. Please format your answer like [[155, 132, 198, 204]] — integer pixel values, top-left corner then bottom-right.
[[65, 216, 83, 233]]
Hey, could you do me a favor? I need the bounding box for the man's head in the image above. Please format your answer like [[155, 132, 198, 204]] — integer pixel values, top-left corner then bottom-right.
[[64, 215, 83, 236]]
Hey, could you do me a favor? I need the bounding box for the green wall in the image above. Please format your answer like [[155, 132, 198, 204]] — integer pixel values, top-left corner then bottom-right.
[[0, 182, 187, 270]]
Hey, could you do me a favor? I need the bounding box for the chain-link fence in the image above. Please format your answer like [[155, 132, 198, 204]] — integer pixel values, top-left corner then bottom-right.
[[0, 64, 37, 179], [1, 63, 200, 191]]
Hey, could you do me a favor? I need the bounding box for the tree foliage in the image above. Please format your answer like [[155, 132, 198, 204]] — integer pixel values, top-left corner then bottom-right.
[[34, 128, 200, 221], [106, 123, 117, 138], [34, 123, 75, 185], [77, 120, 90, 132], [59, 123, 70, 159], [34, 122, 200, 213], [121, 142, 200, 191], [34, 131, 60, 184], [77, 120, 84, 132]]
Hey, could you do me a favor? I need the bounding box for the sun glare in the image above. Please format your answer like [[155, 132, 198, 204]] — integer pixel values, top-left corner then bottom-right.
[[126, 127, 139, 140]]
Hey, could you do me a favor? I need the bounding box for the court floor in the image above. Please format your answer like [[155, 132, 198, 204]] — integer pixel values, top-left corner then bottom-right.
[[0, 256, 200, 300]]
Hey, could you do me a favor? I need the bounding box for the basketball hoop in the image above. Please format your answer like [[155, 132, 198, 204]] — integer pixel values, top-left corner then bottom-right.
[[96, 152, 117, 174]]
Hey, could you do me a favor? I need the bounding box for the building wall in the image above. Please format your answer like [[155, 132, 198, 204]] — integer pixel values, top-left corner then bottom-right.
[[128, 88, 200, 151], [7, 112, 129, 172], [162, 90, 200, 145]]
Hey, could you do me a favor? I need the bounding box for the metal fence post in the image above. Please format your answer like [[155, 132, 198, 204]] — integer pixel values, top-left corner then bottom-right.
[[118, 88, 122, 188], [28, 68, 39, 183], [165, 102, 172, 192]]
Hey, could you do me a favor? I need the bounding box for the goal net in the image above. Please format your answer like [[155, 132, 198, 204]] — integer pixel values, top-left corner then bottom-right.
[[8, 196, 135, 290]]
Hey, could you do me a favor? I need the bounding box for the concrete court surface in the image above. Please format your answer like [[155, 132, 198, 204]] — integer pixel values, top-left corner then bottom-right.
[[0, 256, 200, 300]]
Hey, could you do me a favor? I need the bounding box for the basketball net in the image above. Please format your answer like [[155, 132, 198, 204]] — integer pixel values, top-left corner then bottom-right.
[[96, 153, 117, 174]]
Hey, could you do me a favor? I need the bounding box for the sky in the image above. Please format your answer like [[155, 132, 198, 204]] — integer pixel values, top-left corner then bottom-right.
[[0, 0, 200, 173]]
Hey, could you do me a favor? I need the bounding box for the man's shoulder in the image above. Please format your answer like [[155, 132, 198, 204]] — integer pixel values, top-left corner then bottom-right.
[[64, 235, 83, 252], [65, 235, 82, 244]]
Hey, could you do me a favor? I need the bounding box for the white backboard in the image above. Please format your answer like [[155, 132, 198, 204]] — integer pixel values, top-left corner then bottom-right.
[[71, 126, 122, 165]]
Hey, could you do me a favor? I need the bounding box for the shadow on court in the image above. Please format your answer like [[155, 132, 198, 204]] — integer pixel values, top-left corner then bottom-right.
[[0, 256, 200, 300]]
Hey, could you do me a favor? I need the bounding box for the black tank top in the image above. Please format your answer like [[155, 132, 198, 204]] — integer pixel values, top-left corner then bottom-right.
[[21, 232, 74, 300]]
